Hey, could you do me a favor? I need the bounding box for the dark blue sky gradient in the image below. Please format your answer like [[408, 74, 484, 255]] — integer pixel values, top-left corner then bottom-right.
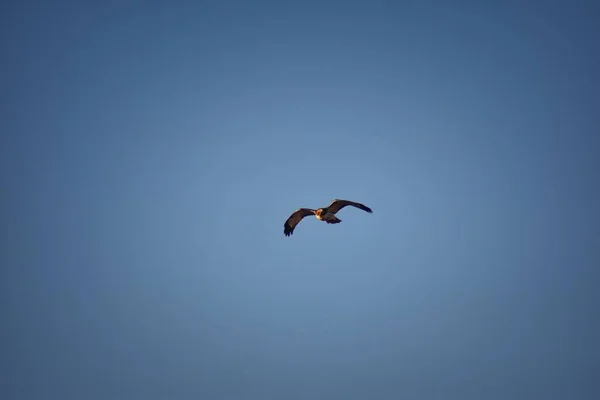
[[2, 1, 599, 399]]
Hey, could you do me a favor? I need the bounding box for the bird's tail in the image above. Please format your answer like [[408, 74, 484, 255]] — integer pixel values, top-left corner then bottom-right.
[[325, 216, 341, 224]]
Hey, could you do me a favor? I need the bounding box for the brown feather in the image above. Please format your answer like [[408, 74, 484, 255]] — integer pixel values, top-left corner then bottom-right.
[[283, 208, 315, 236], [327, 199, 373, 214]]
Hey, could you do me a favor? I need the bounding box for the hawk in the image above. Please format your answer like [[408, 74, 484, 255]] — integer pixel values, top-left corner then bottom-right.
[[283, 199, 373, 237]]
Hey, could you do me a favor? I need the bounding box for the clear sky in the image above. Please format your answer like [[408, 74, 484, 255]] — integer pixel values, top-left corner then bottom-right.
[[2, 1, 599, 399]]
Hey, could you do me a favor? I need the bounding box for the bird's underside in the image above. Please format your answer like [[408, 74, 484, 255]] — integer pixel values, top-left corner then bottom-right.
[[283, 199, 373, 237]]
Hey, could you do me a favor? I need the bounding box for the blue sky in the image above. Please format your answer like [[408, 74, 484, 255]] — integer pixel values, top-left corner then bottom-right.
[[1, 1, 599, 399]]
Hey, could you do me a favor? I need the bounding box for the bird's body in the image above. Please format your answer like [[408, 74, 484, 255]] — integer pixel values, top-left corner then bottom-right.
[[283, 199, 372, 237], [314, 208, 341, 223]]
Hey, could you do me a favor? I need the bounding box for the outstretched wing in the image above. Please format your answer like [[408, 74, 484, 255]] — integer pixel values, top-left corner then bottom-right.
[[284, 208, 315, 236], [327, 199, 373, 214]]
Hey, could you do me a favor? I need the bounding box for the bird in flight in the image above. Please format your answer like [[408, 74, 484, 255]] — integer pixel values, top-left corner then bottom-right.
[[283, 199, 373, 237]]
